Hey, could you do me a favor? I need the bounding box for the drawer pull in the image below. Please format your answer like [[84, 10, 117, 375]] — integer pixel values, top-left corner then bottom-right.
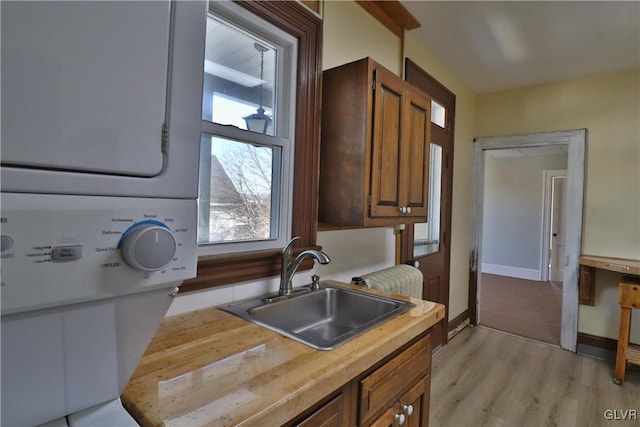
[[402, 403, 414, 416], [394, 413, 406, 425]]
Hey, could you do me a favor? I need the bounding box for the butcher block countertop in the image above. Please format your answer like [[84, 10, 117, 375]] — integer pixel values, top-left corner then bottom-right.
[[579, 255, 640, 276], [121, 280, 445, 426]]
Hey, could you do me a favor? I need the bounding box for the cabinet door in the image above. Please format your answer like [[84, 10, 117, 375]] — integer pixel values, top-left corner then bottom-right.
[[368, 406, 399, 427], [402, 88, 431, 219], [359, 335, 430, 424], [404, 375, 430, 427], [370, 66, 404, 218], [367, 376, 430, 427]]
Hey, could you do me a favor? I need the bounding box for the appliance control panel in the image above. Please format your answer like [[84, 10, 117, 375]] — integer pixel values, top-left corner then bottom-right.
[[0, 193, 197, 314]]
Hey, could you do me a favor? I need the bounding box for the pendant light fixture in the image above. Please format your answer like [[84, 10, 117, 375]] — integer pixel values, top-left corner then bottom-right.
[[243, 43, 272, 134]]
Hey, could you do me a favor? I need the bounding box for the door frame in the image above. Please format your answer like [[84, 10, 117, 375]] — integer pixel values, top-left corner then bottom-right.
[[542, 169, 567, 282], [470, 129, 585, 352]]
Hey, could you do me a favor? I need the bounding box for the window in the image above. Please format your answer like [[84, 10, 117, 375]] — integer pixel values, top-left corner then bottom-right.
[[180, 1, 322, 292], [414, 143, 442, 257], [431, 99, 446, 128], [197, 1, 297, 256]]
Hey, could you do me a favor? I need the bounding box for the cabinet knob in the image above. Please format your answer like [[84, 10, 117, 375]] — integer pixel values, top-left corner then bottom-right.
[[394, 413, 406, 425], [402, 404, 414, 416], [406, 207, 412, 214], [400, 207, 407, 214]]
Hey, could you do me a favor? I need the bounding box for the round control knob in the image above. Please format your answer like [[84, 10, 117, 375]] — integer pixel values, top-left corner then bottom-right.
[[119, 222, 176, 272]]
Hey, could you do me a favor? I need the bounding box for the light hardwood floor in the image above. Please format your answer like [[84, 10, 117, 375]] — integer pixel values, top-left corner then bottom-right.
[[480, 273, 562, 345], [430, 326, 640, 427]]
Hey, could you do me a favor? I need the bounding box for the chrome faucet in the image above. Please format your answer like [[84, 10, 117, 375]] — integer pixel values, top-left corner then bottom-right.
[[279, 236, 330, 296]]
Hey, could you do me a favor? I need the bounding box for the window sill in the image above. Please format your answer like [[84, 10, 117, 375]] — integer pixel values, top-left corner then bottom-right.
[[180, 246, 319, 293]]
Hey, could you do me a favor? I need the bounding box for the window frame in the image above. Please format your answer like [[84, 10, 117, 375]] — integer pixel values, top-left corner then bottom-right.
[[180, 0, 323, 293]]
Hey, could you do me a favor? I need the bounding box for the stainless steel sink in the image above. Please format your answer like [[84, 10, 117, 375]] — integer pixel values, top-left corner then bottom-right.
[[219, 284, 415, 350]]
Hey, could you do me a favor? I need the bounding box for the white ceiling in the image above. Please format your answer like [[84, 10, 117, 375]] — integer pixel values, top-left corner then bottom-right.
[[402, 1, 640, 93]]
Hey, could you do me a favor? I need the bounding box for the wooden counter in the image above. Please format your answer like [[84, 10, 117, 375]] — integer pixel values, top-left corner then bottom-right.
[[579, 255, 640, 276], [121, 281, 445, 426], [579, 255, 640, 305]]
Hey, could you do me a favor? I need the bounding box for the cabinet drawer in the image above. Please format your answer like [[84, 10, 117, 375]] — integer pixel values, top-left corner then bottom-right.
[[295, 394, 346, 427], [359, 335, 431, 423]]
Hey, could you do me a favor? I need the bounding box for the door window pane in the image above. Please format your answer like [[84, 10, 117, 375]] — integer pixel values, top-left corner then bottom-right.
[[431, 99, 446, 128], [203, 14, 276, 136], [414, 143, 442, 257], [198, 135, 282, 244]]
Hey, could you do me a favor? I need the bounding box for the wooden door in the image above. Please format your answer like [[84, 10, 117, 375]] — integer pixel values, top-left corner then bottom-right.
[[412, 139, 451, 349], [370, 67, 404, 218], [550, 176, 567, 282], [401, 59, 455, 349]]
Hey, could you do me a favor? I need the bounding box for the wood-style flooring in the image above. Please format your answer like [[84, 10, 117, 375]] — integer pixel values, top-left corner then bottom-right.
[[480, 273, 562, 345], [430, 326, 640, 427]]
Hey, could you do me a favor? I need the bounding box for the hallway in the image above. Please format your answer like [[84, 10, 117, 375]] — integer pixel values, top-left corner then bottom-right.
[[479, 273, 562, 345]]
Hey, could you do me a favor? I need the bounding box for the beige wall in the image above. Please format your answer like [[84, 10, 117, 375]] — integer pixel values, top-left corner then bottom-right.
[[322, 0, 400, 73], [315, 1, 400, 287], [475, 69, 640, 340]]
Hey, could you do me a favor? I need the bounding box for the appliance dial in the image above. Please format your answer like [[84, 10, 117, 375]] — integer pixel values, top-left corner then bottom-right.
[[119, 221, 176, 272]]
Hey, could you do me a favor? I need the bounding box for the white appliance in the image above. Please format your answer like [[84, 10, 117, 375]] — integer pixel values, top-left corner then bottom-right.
[[1, 1, 206, 426]]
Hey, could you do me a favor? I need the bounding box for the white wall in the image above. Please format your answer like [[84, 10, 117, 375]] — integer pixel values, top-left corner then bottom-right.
[[482, 154, 567, 279]]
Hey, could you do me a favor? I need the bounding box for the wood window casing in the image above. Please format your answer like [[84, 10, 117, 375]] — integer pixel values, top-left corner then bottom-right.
[[180, 1, 322, 293]]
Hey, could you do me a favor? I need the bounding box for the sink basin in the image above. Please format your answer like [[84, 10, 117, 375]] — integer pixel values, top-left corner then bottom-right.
[[219, 285, 415, 350]]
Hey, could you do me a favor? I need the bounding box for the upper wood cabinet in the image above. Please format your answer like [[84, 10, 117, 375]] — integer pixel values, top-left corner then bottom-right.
[[319, 57, 431, 229]]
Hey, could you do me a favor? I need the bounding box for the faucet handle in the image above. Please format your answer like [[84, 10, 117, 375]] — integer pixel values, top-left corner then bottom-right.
[[282, 236, 300, 257]]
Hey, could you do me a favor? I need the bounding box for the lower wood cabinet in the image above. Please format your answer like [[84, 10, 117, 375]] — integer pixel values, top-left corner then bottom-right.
[[294, 390, 352, 427], [368, 376, 430, 427], [290, 334, 432, 427]]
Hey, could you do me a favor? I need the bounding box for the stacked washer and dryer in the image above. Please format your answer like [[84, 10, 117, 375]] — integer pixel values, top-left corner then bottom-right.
[[1, 2, 206, 425]]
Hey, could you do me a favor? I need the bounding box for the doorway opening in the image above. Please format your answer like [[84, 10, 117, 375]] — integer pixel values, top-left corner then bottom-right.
[[470, 130, 585, 352], [479, 149, 567, 345]]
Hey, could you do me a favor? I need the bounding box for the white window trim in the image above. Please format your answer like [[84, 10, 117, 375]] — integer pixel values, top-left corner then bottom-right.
[[197, 1, 298, 256]]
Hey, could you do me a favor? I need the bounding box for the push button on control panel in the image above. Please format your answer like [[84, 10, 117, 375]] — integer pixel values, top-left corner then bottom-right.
[[1, 235, 14, 252], [51, 245, 83, 262]]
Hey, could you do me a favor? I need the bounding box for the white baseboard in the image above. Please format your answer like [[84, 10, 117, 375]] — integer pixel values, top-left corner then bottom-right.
[[481, 263, 542, 281]]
